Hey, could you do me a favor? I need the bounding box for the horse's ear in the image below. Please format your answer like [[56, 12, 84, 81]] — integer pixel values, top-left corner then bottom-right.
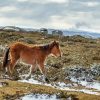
[[53, 40, 56, 43]]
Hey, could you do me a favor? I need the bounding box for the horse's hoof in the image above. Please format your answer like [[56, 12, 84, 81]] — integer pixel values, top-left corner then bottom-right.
[[25, 76, 30, 80], [45, 77, 50, 83], [25, 77, 29, 80]]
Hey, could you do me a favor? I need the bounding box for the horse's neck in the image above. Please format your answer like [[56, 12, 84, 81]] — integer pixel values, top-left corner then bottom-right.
[[41, 44, 51, 55], [46, 44, 53, 56]]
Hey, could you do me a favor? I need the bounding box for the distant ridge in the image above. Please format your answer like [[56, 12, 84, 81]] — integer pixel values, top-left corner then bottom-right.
[[0, 26, 100, 38], [48, 29, 100, 38]]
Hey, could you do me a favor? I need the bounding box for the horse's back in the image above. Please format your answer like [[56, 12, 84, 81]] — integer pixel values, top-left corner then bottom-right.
[[9, 42, 38, 63]]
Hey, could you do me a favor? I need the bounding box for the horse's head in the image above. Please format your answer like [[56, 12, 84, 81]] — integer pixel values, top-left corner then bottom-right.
[[50, 41, 61, 57]]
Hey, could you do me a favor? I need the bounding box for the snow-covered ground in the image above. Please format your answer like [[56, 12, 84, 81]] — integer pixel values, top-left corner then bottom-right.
[[0, 45, 6, 50], [19, 74, 100, 96], [71, 77, 100, 91], [21, 94, 59, 100]]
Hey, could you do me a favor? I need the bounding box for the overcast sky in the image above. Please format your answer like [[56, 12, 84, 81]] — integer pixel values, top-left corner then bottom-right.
[[0, 0, 100, 32]]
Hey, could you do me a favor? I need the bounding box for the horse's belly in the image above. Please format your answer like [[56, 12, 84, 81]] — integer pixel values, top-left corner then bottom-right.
[[20, 54, 35, 64], [20, 58, 34, 64]]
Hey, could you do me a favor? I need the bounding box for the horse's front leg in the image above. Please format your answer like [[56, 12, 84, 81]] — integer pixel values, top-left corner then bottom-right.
[[38, 63, 50, 83], [26, 65, 36, 80]]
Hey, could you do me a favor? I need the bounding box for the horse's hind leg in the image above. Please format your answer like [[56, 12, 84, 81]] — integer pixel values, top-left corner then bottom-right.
[[8, 59, 17, 77], [4, 59, 10, 75], [8, 51, 20, 77]]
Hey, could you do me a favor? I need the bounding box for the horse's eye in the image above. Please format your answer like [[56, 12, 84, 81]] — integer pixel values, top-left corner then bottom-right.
[[55, 45, 59, 48]]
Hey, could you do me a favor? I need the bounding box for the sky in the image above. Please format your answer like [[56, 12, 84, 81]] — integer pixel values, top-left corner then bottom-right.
[[0, 0, 100, 32]]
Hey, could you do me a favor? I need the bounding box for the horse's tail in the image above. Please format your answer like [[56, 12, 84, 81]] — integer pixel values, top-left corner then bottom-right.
[[2, 48, 10, 70]]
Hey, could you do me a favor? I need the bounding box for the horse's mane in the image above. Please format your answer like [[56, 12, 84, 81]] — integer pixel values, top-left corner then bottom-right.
[[39, 41, 59, 51], [39, 44, 50, 51]]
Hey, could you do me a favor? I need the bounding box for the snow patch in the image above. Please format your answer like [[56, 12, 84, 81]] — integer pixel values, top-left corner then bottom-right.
[[0, 45, 6, 50], [79, 89, 100, 95], [70, 78, 100, 91], [21, 94, 59, 100], [19, 75, 100, 95]]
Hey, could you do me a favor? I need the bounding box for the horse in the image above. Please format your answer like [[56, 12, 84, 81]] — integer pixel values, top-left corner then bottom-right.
[[2, 40, 61, 82]]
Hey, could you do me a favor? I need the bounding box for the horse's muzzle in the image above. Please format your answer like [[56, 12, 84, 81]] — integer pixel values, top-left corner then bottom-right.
[[58, 53, 62, 58], [59, 54, 62, 58]]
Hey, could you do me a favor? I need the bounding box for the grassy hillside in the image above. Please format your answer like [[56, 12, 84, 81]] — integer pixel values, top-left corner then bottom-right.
[[0, 30, 100, 100], [0, 30, 99, 67]]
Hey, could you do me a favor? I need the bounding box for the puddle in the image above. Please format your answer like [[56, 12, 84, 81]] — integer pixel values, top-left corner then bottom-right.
[[21, 94, 59, 100]]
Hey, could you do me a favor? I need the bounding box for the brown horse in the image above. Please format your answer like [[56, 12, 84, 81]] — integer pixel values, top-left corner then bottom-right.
[[2, 41, 61, 82]]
